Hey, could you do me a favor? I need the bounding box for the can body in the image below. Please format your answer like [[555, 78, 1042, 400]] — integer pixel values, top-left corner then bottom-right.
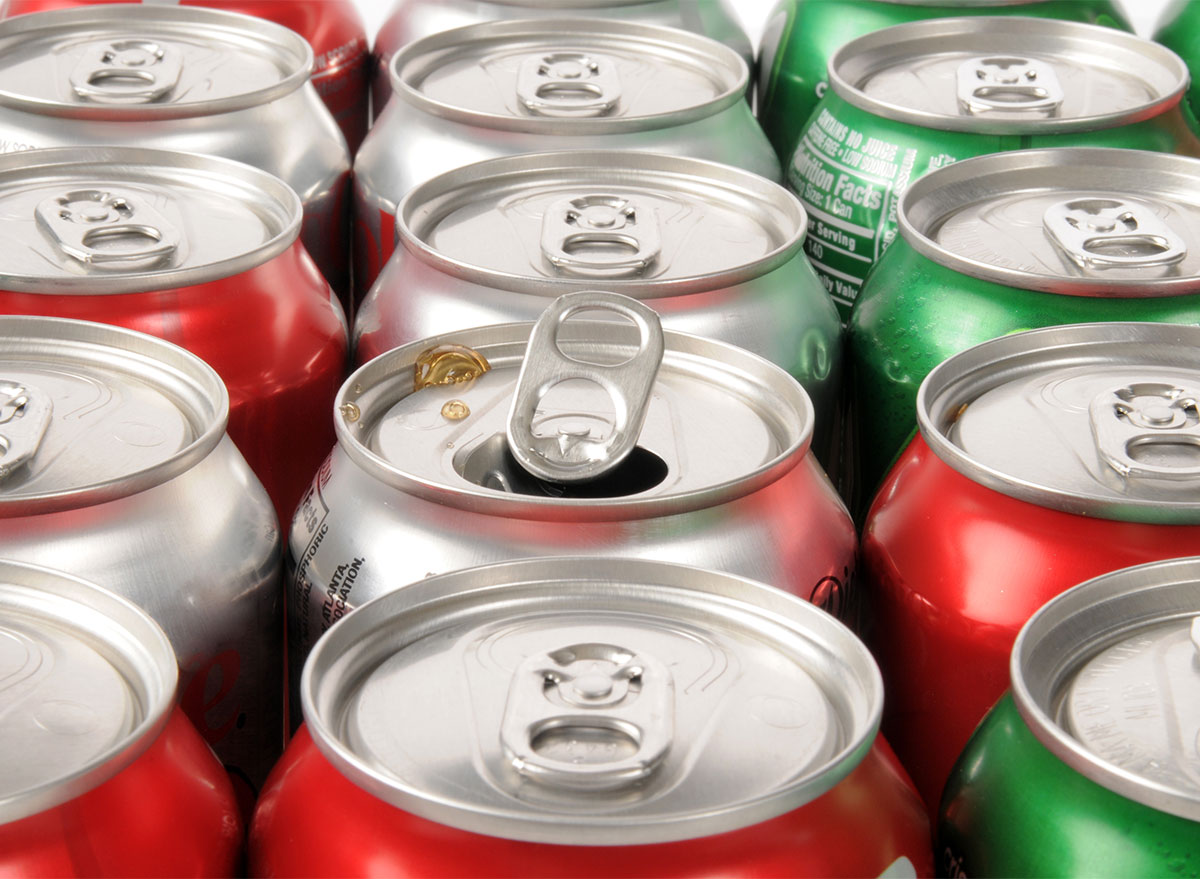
[[1157, 0, 1200, 133]]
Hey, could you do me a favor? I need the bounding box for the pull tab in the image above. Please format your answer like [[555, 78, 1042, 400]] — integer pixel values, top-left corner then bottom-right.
[[516, 51, 621, 118], [540, 195, 660, 279], [956, 56, 1064, 116], [507, 291, 663, 484], [36, 189, 181, 270], [70, 38, 183, 104], [1044, 198, 1188, 271], [1090, 383, 1200, 480], [0, 382, 52, 484], [501, 643, 673, 791]]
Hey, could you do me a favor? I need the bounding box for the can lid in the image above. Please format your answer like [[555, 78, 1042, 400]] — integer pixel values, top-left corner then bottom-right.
[[391, 19, 746, 134], [302, 556, 881, 845], [1013, 557, 1200, 823], [399, 151, 807, 295], [829, 17, 1186, 134], [0, 4, 312, 120], [0, 316, 227, 515], [0, 559, 176, 825], [900, 149, 1200, 296], [0, 147, 301, 295], [918, 322, 1200, 523]]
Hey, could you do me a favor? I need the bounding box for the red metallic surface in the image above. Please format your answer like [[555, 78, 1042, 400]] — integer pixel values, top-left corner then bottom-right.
[[861, 435, 1200, 817], [0, 708, 242, 878], [250, 726, 932, 878], [0, 242, 348, 526]]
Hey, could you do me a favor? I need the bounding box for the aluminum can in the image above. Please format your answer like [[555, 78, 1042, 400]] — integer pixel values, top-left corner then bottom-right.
[[0, 146, 348, 526], [255, 557, 931, 877], [861, 323, 1200, 815], [786, 17, 1196, 323], [938, 557, 1200, 876], [0, 316, 283, 795], [291, 292, 855, 693], [1156, 0, 1200, 135], [0, 0, 370, 154], [0, 4, 353, 302], [847, 148, 1200, 512], [371, 0, 753, 120], [0, 560, 243, 875], [356, 151, 840, 463], [355, 19, 778, 303], [757, 0, 1131, 167]]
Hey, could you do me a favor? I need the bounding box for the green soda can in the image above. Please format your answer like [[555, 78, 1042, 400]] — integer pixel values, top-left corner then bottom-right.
[[847, 148, 1200, 513], [786, 17, 1196, 323], [938, 557, 1200, 877], [757, 0, 1131, 166], [1155, 0, 1200, 134]]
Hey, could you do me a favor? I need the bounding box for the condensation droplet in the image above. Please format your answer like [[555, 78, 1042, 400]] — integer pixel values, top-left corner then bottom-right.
[[414, 345, 491, 391]]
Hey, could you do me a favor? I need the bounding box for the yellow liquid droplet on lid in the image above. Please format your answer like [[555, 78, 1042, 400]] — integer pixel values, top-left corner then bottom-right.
[[414, 345, 491, 392], [441, 400, 470, 421]]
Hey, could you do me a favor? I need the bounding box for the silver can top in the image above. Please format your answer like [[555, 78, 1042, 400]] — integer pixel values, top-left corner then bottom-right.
[[0, 147, 301, 295], [302, 556, 882, 844], [1013, 557, 1200, 823], [0, 316, 227, 515], [0, 559, 176, 824], [391, 19, 747, 134], [830, 17, 1187, 133], [918, 322, 1200, 523], [398, 150, 807, 296], [900, 149, 1200, 296], [0, 4, 312, 119]]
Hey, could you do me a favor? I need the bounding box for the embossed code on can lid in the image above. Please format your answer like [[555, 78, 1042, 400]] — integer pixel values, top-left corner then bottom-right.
[[918, 323, 1200, 523], [0, 559, 175, 824], [901, 149, 1200, 296], [302, 557, 882, 844], [1013, 557, 1200, 822], [831, 18, 1186, 133]]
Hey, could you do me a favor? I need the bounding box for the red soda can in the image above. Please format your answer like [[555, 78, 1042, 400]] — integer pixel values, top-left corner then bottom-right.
[[0, 146, 347, 524], [861, 322, 1200, 815], [252, 557, 933, 878], [0, 559, 242, 875]]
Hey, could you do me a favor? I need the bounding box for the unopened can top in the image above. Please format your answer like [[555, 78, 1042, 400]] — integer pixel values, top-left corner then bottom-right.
[[391, 19, 746, 134], [0, 316, 227, 515], [399, 151, 807, 295], [830, 17, 1186, 133], [1013, 557, 1200, 823], [303, 556, 882, 845], [0, 559, 176, 825], [900, 149, 1200, 296], [918, 322, 1200, 523], [0, 147, 301, 295], [0, 4, 312, 119]]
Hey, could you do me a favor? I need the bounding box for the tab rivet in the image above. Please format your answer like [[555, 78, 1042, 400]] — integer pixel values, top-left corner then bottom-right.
[[1144, 405, 1176, 426], [574, 673, 614, 700]]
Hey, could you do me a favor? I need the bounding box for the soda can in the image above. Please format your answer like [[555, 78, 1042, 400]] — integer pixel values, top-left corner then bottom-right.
[[848, 148, 1200, 511], [254, 556, 932, 878], [0, 0, 371, 154], [356, 151, 840, 461], [0, 316, 283, 795], [354, 19, 778, 301], [862, 322, 1200, 814], [371, 0, 753, 121], [786, 17, 1196, 323], [0, 146, 348, 525], [939, 557, 1200, 876], [291, 291, 855, 691], [0, 4, 353, 302], [1155, 0, 1200, 135], [756, 0, 1132, 167], [0, 560, 243, 875]]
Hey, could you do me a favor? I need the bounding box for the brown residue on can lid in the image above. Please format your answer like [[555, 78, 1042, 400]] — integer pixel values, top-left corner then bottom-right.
[[414, 345, 491, 391]]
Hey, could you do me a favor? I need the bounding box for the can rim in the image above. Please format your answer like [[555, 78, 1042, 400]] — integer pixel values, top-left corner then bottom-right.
[[301, 556, 883, 845], [396, 150, 808, 297], [0, 559, 177, 825], [828, 17, 1188, 134], [1011, 556, 1200, 823], [0, 4, 314, 121], [0, 316, 229, 515]]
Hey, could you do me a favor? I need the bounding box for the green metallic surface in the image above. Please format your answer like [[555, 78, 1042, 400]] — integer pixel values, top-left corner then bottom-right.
[[1157, 0, 1200, 133], [757, 0, 1133, 167], [938, 694, 1200, 878]]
